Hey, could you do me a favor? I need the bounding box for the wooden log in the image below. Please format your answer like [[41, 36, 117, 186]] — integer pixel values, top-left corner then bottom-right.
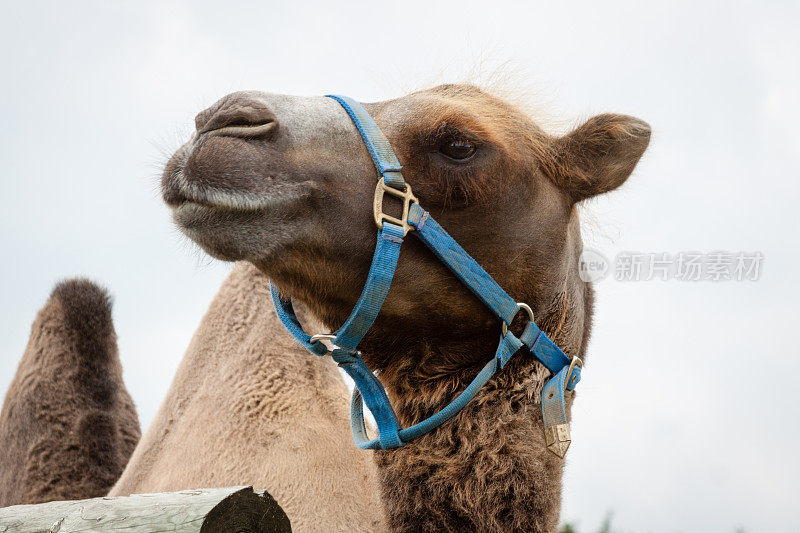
[[0, 486, 291, 532]]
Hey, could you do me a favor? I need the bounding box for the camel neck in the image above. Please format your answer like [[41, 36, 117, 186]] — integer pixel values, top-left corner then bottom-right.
[[368, 336, 568, 532], [361, 292, 578, 532]]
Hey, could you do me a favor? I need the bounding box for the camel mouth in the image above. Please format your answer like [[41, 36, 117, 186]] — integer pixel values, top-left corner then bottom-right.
[[161, 141, 317, 212], [168, 187, 314, 262], [161, 138, 322, 262], [164, 169, 314, 212]]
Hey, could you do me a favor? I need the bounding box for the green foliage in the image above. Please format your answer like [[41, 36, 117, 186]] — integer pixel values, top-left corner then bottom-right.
[[597, 512, 613, 533], [558, 523, 579, 533], [558, 511, 613, 533], [560, 513, 747, 533]]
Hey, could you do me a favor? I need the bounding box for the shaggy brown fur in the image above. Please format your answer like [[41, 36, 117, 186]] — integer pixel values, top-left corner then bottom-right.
[[0, 280, 140, 506], [371, 287, 586, 532]]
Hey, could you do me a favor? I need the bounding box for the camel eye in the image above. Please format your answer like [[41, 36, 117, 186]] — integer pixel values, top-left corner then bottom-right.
[[438, 139, 476, 161]]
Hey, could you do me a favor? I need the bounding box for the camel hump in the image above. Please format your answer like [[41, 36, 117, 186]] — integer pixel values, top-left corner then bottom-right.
[[0, 278, 141, 507], [49, 278, 115, 362]]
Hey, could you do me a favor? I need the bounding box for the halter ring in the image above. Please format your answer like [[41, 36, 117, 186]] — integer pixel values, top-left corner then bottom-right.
[[309, 334, 340, 353], [501, 302, 535, 336]]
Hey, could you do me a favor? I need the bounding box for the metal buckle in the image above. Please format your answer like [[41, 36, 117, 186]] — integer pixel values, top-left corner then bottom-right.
[[501, 302, 535, 336], [544, 424, 571, 458], [373, 180, 418, 236], [544, 356, 583, 458], [565, 355, 583, 389], [309, 334, 339, 353]]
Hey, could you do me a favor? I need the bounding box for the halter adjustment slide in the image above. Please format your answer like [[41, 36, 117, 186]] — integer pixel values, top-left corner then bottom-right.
[[374, 180, 418, 236]]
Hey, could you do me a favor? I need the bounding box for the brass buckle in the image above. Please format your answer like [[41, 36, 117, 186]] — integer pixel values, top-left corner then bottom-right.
[[373, 180, 418, 236], [544, 356, 583, 458], [501, 302, 535, 336], [565, 356, 583, 388]]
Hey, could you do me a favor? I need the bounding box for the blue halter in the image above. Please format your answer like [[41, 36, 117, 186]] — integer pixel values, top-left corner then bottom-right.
[[270, 95, 582, 457]]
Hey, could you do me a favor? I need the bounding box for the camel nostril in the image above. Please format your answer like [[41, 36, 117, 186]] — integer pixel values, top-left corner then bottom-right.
[[195, 96, 279, 139]]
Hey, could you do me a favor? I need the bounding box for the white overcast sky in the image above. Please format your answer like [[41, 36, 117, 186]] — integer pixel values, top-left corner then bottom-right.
[[1, 1, 798, 531]]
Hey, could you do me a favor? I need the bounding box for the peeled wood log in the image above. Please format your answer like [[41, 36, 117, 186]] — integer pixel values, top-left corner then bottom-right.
[[0, 486, 291, 532]]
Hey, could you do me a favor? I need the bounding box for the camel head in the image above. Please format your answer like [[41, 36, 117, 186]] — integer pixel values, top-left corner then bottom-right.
[[163, 85, 649, 368]]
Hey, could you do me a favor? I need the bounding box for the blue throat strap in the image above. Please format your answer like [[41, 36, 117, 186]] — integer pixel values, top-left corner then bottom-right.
[[268, 94, 583, 458]]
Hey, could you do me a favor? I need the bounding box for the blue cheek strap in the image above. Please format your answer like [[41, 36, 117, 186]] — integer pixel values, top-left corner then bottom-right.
[[269, 94, 582, 457]]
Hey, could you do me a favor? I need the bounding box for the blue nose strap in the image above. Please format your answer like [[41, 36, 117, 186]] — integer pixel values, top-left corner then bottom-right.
[[269, 94, 582, 457], [325, 95, 406, 190]]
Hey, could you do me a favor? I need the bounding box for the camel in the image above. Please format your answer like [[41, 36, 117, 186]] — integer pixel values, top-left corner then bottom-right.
[[0, 84, 649, 532], [0, 280, 140, 507]]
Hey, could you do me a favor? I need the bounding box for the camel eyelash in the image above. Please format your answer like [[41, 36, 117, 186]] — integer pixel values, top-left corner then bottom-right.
[[420, 122, 482, 150]]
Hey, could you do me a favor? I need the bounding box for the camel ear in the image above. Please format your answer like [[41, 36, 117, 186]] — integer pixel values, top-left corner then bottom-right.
[[552, 113, 650, 203]]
